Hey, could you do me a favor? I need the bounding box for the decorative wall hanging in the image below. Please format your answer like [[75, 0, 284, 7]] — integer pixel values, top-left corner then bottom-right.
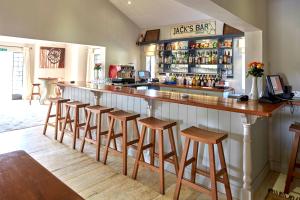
[[40, 47, 65, 68]]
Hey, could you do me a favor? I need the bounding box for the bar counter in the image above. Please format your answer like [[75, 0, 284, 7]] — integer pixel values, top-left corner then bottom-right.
[[57, 81, 283, 200], [57, 81, 283, 117]]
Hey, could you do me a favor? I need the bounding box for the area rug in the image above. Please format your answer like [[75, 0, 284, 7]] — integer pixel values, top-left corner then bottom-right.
[[0, 100, 48, 133], [265, 189, 300, 200]]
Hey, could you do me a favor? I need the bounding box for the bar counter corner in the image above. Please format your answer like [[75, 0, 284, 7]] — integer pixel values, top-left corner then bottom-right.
[[57, 81, 284, 200]]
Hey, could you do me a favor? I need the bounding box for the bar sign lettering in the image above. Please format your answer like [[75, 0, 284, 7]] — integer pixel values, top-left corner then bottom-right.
[[171, 21, 216, 38]]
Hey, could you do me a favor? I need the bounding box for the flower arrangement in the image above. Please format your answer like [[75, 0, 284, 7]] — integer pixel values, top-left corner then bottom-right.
[[246, 62, 264, 77], [94, 63, 102, 70]]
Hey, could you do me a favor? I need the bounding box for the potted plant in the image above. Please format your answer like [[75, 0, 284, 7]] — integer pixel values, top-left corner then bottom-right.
[[246, 62, 264, 100]]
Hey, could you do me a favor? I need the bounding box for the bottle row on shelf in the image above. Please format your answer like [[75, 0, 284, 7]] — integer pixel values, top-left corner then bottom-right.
[[165, 73, 222, 87], [158, 49, 232, 65], [157, 39, 233, 51]]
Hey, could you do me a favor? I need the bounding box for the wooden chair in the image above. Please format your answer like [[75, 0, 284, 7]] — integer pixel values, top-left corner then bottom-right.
[[43, 98, 71, 140], [285, 123, 300, 193], [174, 126, 232, 200], [102, 110, 142, 176], [59, 101, 90, 149], [29, 83, 41, 105], [80, 105, 114, 161], [132, 117, 179, 194]]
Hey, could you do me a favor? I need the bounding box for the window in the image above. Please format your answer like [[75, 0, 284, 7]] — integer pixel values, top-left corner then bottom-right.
[[12, 52, 24, 98], [146, 55, 155, 78]]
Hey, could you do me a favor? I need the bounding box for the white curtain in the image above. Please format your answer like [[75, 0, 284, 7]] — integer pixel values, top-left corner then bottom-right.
[[23, 47, 32, 100], [86, 48, 95, 82]]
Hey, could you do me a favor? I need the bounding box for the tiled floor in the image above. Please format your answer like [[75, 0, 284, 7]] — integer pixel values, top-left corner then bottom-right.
[[0, 125, 298, 200]]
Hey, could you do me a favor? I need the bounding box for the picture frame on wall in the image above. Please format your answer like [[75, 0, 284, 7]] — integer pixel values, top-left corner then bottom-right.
[[40, 47, 65, 68]]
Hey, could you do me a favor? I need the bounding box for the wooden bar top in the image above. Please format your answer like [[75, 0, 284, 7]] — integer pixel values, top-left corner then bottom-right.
[[0, 150, 83, 200], [57, 81, 284, 117]]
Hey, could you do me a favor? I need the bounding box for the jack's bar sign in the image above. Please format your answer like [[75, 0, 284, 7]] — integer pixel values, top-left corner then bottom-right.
[[170, 21, 216, 38]]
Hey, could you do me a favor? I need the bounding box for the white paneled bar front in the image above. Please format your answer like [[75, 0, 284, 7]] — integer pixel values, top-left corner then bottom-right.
[[60, 85, 272, 200]]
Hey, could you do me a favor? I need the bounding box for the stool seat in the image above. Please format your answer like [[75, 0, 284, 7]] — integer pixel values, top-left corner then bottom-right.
[[103, 110, 142, 175], [32, 83, 40, 86], [139, 117, 176, 130], [289, 123, 300, 133], [49, 97, 70, 104], [285, 123, 300, 193], [43, 98, 71, 140], [132, 117, 179, 194], [65, 101, 90, 108], [181, 126, 227, 144], [174, 126, 232, 200], [85, 105, 113, 114], [108, 110, 140, 121]]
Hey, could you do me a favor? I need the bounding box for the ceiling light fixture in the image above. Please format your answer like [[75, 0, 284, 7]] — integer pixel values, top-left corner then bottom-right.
[[127, 1, 132, 5]]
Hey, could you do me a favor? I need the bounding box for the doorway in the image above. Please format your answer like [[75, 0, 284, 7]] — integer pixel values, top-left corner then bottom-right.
[[0, 48, 24, 102]]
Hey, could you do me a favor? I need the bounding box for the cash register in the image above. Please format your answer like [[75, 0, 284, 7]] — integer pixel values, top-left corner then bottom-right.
[[259, 75, 294, 103]]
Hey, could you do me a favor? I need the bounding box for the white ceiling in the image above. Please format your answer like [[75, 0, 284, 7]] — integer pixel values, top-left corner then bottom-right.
[[109, 0, 212, 28]]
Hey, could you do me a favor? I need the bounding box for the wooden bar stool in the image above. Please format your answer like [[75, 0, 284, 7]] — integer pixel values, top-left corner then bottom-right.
[[102, 110, 142, 176], [80, 105, 114, 161], [59, 101, 90, 149], [29, 83, 41, 105], [285, 123, 300, 193], [43, 97, 71, 140], [132, 117, 179, 194], [174, 126, 232, 200]]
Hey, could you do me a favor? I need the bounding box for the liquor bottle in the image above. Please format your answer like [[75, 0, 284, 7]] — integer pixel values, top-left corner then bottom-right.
[[183, 75, 187, 85], [219, 55, 223, 64], [223, 51, 227, 64], [227, 51, 232, 64]]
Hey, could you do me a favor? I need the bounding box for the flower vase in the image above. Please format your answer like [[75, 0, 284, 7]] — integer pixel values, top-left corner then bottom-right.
[[98, 70, 103, 83], [94, 69, 99, 81], [250, 76, 259, 100]]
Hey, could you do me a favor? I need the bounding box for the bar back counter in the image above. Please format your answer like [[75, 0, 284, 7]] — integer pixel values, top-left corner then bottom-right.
[[57, 81, 286, 200]]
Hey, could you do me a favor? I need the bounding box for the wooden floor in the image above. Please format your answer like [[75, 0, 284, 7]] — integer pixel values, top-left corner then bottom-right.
[[0, 125, 298, 200]]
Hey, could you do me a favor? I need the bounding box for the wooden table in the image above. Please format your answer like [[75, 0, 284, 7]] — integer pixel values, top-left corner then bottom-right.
[[38, 77, 58, 104], [0, 150, 83, 200]]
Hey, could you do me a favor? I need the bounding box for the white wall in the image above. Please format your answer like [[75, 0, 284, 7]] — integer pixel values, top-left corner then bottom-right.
[[33, 43, 89, 82], [267, 0, 300, 90], [0, 0, 141, 76]]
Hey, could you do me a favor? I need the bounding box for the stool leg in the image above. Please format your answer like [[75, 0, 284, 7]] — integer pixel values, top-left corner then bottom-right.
[[150, 129, 156, 166], [85, 109, 92, 139], [158, 130, 165, 194], [209, 144, 218, 200], [54, 102, 60, 140], [191, 141, 199, 183], [108, 116, 117, 151], [133, 119, 145, 162], [217, 142, 232, 200], [168, 127, 179, 175], [80, 110, 92, 153], [103, 118, 115, 164], [132, 125, 147, 179], [174, 138, 191, 200], [122, 120, 128, 176], [38, 85, 41, 104], [58, 103, 62, 131], [60, 105, 71, 143], [73, 108, 79, 149], [29, 86, 34, 105], [43, 102, 53, 135], [96, 113, 102, 161], [285, 133, 300, 193], [67, 111, 73, 132]]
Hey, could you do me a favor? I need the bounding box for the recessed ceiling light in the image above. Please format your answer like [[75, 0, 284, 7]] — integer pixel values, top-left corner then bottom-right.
[[127, 1, 132, 5]]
